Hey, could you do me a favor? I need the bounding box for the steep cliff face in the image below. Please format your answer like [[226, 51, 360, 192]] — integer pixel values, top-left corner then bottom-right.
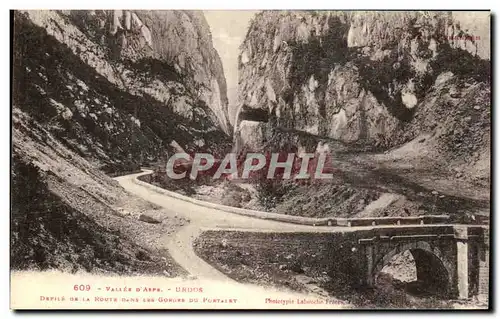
[[234, 11, 490, 218], [13, 10, 231, 173], [11, 10, 230, 272], [236, 11, 490, 152], [67, 10, 230, 133]]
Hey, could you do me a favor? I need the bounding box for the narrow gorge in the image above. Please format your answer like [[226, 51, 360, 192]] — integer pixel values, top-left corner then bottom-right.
[[12, 10, 231, 272], [232, 11, 490, 219], [10, 10, 491, 310]]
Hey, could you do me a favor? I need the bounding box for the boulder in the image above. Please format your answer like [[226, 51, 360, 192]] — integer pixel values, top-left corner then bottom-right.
[[139, 212, 162, 224]]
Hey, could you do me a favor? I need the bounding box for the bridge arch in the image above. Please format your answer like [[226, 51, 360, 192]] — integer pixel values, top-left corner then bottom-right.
[[372, 241, 454, 296]]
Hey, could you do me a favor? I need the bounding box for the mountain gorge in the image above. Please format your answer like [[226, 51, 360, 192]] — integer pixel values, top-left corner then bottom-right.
[[14, 10, 231, 172], [236, 11, 489, 146], [11, 10, 230, 272], [234, 11, 490, 217], [10, 9, 491, 274]]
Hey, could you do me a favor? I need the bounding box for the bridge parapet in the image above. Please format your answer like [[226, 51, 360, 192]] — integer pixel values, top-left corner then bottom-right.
[[335, 215, 451, 227]]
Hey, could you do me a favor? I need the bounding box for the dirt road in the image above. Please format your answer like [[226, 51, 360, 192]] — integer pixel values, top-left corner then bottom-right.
[[115, 171, 337, 282], [114, 171, 360, 307], [116, 170, 487, 282], [114, 171, 487, 309]]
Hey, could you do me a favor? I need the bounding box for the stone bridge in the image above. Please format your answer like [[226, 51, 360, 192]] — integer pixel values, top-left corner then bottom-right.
[[355, 225, 489, 300], [198, 224, 489, 301], [127, 170, 490, 301]]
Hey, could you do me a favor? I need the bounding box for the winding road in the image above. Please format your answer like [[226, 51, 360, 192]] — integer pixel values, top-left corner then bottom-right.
[[114, 171, 363, 308], [113, 170, 488, 308], [115, 171, 482, 279], [115, 170, 339, 282]]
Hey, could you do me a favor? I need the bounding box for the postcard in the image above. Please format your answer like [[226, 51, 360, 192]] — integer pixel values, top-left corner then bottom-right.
[[10, 9, 490, 310]]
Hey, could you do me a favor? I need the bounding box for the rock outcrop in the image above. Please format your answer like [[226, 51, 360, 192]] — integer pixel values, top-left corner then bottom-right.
[[11, 10, 230, 273], [235, 11, 490, 151], [13, 10, 231, 173], [233, 11, 490, 217], [70, 10, 230, 133]]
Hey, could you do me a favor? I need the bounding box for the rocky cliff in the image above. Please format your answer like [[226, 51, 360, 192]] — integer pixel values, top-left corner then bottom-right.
[[69, 10, 230, 133], [236, 11, 489, 151], [13, 10, 231, 173], [234, 11, 490, 217], [11, 10, 230, 272]]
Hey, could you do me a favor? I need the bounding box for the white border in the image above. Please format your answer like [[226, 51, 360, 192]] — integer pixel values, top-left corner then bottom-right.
[[2, 1, 498, 318]]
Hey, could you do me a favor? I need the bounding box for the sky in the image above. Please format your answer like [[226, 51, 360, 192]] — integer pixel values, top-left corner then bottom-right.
[[204, 10, 259, 118]]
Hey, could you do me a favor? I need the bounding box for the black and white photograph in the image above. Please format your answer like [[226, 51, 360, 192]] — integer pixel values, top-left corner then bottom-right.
[[10, 9, 491, 310]]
